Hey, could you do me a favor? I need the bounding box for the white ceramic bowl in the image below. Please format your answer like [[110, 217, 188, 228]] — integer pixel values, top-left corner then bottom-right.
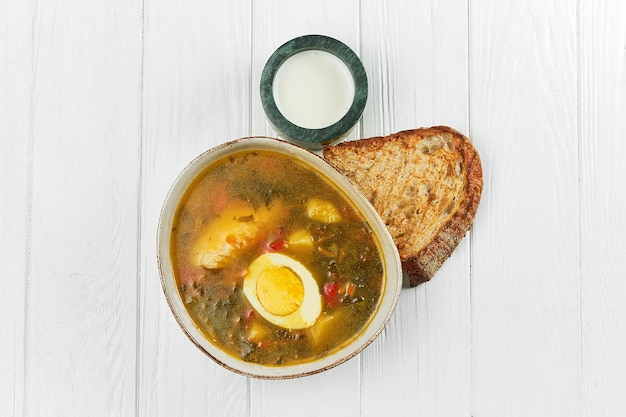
[[157, 137, 402, 379]]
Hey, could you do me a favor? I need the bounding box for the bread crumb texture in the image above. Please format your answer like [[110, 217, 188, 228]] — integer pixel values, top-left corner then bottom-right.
[[323, 126, 483, 286]]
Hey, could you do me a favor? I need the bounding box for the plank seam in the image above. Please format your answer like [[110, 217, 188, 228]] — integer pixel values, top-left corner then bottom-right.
[[466, 0, 476, 416], [575, 0, 584, 415], [22, 0, 38, 414], [135, 0, 146, 414]]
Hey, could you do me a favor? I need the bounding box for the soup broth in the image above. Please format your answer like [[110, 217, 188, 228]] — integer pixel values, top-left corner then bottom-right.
[[171, 150, 384, 366]]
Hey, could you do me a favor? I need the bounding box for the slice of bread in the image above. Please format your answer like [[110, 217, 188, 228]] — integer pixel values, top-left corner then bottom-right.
[[322, 126, 483, 287]]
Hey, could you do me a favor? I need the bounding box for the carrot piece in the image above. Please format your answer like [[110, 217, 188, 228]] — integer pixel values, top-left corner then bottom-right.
[[345, 282, 356, 298]]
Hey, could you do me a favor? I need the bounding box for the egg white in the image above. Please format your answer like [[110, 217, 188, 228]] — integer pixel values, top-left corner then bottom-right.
[[243, 253, 321, 329]]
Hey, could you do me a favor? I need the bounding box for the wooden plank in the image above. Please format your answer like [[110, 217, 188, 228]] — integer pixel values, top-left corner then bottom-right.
[[359, 1, 472, 416], [470, 0, 581, 415], [579, 1, 626, 415], [249, 2, 362, 416], [139, 1, 251, 416], [0, 2, 32, 416], [23, 1, 142, 415]]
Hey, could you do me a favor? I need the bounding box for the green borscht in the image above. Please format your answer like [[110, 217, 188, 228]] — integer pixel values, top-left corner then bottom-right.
[[171, 150, 384, 366]]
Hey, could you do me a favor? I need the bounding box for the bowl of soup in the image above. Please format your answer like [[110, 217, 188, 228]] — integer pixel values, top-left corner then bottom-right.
[[157, 137, 402, 379]]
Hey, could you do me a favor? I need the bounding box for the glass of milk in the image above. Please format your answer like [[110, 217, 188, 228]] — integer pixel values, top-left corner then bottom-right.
[[260, 35, 368, 149]]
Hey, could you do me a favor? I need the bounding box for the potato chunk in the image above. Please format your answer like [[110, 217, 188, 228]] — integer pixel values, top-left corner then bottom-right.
[[287, 229, 314, 249], [306, 198, 341, 223]]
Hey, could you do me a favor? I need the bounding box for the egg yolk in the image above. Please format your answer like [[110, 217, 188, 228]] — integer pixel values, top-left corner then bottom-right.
[[256, 266, 304, 316]]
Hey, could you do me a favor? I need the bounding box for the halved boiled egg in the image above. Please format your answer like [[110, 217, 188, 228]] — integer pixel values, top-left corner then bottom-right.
[[243, 253, 321, 330]]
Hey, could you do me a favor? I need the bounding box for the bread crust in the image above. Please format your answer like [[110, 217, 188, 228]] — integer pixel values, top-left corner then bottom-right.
[[323, 126, 483, 287]]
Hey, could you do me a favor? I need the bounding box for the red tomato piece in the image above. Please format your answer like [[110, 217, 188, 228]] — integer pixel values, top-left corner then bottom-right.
[[267, 239, 287, 252], [323, 281, 340, 307], [263, 229, 287, 252]]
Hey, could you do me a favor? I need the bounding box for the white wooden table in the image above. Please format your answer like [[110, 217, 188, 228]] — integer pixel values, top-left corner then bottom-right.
[[2, 1, 625, 416]]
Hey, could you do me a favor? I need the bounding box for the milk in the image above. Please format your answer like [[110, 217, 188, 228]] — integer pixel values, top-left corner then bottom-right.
[[273, 50, 355, 129]]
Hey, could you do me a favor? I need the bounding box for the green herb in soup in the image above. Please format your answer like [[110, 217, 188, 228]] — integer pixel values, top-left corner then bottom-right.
[[171, 150, 384, 366]]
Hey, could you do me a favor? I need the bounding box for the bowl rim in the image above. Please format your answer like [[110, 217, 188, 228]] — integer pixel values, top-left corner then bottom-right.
[[157, 136, 402, 379]]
